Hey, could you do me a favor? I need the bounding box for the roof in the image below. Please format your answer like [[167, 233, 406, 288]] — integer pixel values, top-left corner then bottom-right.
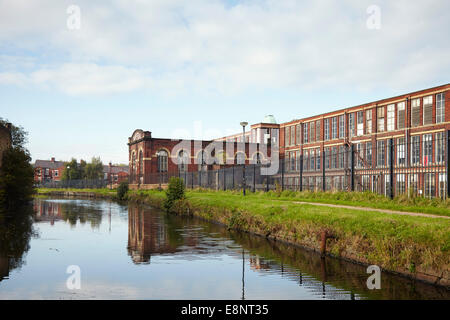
[[103, 165, 129, 174], [34, 160, 65, 169]]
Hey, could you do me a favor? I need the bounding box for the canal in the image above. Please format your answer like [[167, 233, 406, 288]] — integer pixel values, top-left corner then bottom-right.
[[0, 198, 448, 300]]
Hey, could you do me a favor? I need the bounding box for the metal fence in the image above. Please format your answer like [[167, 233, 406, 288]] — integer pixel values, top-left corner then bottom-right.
[[136, 132, 449, 200], [37, 179, 108, 189]]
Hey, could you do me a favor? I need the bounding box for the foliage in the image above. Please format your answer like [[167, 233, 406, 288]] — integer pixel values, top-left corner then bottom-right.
[[117, 181, 129, 200], [84, 157, 103, 180], [163, 177, 185, 212], [0, 146, 35, 209], [61, 158, 82, 180], [0, 117, 28, 149]]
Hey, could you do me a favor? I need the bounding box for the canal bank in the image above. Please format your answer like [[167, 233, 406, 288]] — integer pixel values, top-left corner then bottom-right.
[[36, 188, 450, 289]]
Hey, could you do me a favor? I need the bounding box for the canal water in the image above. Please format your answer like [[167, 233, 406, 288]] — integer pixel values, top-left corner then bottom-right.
[[0, 198, 448, 300]]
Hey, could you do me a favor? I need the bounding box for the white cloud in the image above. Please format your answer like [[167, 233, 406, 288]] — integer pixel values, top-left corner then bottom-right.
[[0, 0, 448, 95]]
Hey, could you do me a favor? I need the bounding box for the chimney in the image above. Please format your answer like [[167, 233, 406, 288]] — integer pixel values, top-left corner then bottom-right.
[[51, 157, 55, 162]]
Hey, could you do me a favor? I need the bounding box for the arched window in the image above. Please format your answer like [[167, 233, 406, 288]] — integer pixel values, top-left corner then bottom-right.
[[131, 152, 136, 174], [157, 150, 168, 172], [178, 150, 189, 172], [139, 150, 143, 175], [197, 151, 207, 171], [253, 153, 262, 165], [235, 152, 246, 165]]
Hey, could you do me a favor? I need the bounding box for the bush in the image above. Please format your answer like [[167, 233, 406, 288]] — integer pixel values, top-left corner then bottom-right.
[[163, 177, 185, 212], [0, 147, 35, 210], [117, 182, 129, 200]]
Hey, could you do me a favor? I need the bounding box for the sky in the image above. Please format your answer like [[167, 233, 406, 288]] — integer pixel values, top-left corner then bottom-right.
[[0, 0, 449, 164]]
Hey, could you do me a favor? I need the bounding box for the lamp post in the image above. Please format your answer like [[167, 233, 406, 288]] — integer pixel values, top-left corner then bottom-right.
[[240, 121, 248, 196], [66, 165, 70, 189]]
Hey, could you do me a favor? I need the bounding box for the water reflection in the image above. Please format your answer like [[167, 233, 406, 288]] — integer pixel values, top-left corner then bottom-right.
[[0, 205, 36, 283], [126, 204, 450, 300], [1, 198, 448, 300], [34, 199, 102, 229]]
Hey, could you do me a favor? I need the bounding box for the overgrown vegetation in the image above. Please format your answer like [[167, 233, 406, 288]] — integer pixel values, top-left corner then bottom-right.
[[61, 156, 104, 181], [117, 181, 129, 200], [0, 119, 35, 210], [163, 177, 185, 212]]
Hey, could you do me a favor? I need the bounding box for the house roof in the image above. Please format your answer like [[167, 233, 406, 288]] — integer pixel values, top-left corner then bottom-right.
[[103, 165, 129, 174], [34, 160, 65, 170]]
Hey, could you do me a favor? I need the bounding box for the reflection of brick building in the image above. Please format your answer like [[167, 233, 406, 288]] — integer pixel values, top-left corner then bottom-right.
[[33, 157, 65, 183], [0, 122, 12, 169], [127, 206, 177, 264], [33, 200, 62, 225]]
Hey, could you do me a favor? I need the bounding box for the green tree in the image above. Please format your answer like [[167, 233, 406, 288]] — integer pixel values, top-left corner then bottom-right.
[[0, 118, 28, 149], [61, 158, 82, 181], [0, 147, 35, 209], [163, 177, 185, 212], [85, 157, 103, 180]]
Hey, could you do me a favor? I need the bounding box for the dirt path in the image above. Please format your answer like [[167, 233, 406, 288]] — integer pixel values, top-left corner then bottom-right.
[[285, 201, 450, 219]]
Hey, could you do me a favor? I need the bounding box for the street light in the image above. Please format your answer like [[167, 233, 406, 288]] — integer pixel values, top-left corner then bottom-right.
[[240, 122, 248, 196]]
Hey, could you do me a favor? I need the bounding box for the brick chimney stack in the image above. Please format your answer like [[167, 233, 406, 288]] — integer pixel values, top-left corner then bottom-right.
[[51, 157, 55, 162]]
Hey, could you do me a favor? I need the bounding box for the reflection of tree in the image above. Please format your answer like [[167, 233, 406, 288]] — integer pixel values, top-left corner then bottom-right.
[[0, 205, 36, 283], [33, 198, 102, 229]]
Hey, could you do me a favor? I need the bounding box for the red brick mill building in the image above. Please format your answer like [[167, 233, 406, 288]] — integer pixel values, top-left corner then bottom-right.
[[128, 83, 450, 198]]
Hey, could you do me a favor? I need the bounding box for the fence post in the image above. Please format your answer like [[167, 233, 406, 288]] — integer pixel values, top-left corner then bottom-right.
[[299, 154, 303, 192], [389, 138, 394, 199], [253, 164, 256, 192], [447, 130, 450, 198], [350, 144, 355, 192], [281, 158, 285, 191], [322, 150, 326, 192]]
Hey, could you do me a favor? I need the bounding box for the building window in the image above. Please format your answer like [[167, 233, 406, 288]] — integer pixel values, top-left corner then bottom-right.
[[157, 150, 168, 172], [356, 143, 363, 168], [339, 146, 344, 168], [178, 150, 189, 172], [330, 147, 336, 169], [316, 149, 321, 170], [411, 136, 420, 165], [316, 120, 321, 141], [424, 173, 435, 199], [397, 102, 405, 129], [53, 170, 58, 177], [339, 115, 345, 138], [365, 110, 372, 134], [357, 111, 364, 136], [436, 132, 445, 164], [303, 123, 309, 144], [310, 122, 315, 143], [310, 150, 315, 171], [197, 151, 207, 171], [423, 96, 433, 125], [409, 174, 418, 195], [397, 137, 405, 166], [411, 98, 421, 127], [377, 140, 385, 167], [396, 174, 406, 195], [366, 142, 372, 167], [332, 117, 337, 139], [236, 152, 246, 165], [296, 124, 301, 145], [423, 134, 432, 166], [285, 126, 290, 146], [324, 119, 330, 141], [436, 93, 445, 123], [377, 107, 385, 132], [291, 125, 296, 146], [387, 104, 395, 131], [348, 113, 355, 137], [324, 148, 330, 169]]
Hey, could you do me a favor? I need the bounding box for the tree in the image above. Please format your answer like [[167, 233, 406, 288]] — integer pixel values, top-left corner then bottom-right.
[[85, 157, 103, 180], [0, 118, 28, 149], [0, 119, 34, 210], [0, 147, 35, 209], [61, 158, 82, 181]]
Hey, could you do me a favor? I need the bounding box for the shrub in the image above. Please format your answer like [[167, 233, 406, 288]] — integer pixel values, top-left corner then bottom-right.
[[163, 177, 185, 212], [117, 182, 129, 200]]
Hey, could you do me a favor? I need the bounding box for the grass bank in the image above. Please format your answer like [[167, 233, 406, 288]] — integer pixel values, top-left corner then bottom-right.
[[37, 187, 450, 287]]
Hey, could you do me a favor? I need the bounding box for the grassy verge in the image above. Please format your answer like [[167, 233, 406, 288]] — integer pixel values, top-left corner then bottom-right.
[[37, 188, 117, 197]]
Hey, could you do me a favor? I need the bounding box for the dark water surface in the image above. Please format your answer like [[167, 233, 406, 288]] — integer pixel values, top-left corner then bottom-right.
[[0, 198, 448, 300]]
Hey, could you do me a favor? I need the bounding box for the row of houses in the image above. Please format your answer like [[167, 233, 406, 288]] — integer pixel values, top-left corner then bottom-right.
[[33, 157, 129, 185]]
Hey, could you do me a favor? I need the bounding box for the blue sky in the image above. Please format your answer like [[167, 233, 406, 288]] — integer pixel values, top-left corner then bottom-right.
[[0, 0, 449, 164]]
